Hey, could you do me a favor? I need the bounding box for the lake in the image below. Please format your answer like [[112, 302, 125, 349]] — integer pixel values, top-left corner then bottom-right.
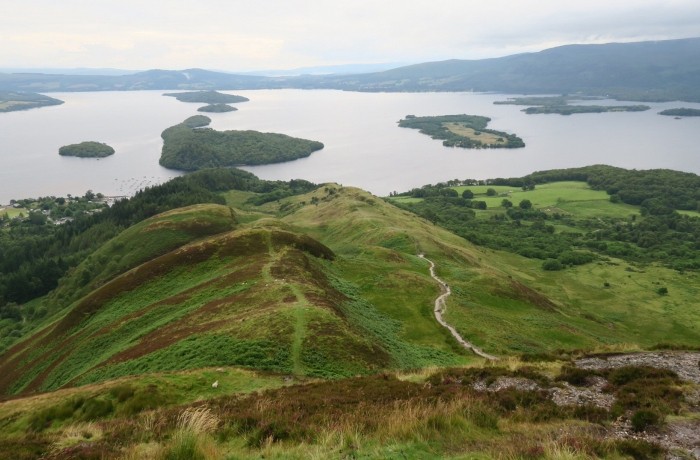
[[1, 89, 699, 203]]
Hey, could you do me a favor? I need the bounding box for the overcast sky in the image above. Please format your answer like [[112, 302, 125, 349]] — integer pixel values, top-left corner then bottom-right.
[[1, 0, 699, 71]]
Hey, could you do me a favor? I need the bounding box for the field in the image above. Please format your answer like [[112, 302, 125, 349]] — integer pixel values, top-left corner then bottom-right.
[[444, 122, 506, 146], [0, 205, 26, 218], [0, 101, 33, 110], [452, 181, 640, 218]]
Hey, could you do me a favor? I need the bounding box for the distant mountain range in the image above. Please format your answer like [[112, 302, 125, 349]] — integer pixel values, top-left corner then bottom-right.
[[1, 37, 699, 101]]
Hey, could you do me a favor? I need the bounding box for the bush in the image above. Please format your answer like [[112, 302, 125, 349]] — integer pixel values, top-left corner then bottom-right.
[[614, 439, 664, 459], [557, 366, 599, 386], [631, 409, 663, 432], [542, 259, 563, 271]]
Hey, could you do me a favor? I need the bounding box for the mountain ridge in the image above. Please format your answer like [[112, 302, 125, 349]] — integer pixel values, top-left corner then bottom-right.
[[1, 37, 699, 101]]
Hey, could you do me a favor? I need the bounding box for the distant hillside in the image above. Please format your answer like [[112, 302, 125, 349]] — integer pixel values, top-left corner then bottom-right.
[[318, 37, 700, 101], [1, 38, 699, 101]]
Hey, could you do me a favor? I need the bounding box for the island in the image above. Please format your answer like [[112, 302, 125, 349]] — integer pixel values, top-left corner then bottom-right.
[[659, 108, 700, 117], [0, 91, 63, 113], [495, 95, 650, 115], [398, 114, 525, 149], [163, 90, 249, 104], [58, 141, 115, 158], [159, 115, 324, 170], [197, 103, 237, 113]]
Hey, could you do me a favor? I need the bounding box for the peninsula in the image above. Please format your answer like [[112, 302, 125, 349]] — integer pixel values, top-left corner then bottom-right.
[[0, 91, 63, 113], [398, 114, 524, 149]]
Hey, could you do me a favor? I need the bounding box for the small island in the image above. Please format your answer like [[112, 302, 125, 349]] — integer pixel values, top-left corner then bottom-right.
[[58, 141, 115, 158], [0, 91, 64, 113], [398, 114, 524, 149], [495, 95, 650, 115], [159, 116, 324, 171], [163, 90, 249, 104], [659, 108, 700, 117], [197, 103, 237, 113]]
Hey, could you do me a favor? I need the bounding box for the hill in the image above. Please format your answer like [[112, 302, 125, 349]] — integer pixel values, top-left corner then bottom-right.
[[1, 169, 700, 458], [1, 38, 699, 101], [318, 37, 700, 101]]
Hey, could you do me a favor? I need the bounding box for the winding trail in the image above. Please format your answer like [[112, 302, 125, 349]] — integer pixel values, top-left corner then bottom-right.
[[419, 254, 498, 361]]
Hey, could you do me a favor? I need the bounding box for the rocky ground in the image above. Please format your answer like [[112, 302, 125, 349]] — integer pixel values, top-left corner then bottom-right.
[[471, 352, 700, 458]]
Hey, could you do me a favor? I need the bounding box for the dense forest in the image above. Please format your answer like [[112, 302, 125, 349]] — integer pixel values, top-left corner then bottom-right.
[[398, 114, 525, 148], [0, 169, 318, 349], [58, 141, 115, 158], [658, 108, 700, 117], [197, 103, 236, 113], [392, 165, 700, 271], [159, 116, 325, 170]]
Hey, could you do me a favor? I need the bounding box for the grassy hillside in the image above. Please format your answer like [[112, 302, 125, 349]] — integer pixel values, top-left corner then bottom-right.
[[2, 175, 700, 458], [0, 195, 480, 396]]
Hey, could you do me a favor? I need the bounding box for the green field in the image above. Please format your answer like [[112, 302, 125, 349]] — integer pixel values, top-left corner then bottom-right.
[[0, 206, 26, 218], [451, 181, 640, 218]]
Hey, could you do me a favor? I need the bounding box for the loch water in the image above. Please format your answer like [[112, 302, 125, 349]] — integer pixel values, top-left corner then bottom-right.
[[1, 89, 699, 203]]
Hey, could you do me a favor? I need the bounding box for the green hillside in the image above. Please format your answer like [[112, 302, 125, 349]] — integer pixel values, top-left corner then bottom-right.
[[1, 171, 700, 458]]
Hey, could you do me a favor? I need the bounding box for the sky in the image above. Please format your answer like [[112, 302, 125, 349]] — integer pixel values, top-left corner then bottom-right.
[[1, 0, 699, 72]]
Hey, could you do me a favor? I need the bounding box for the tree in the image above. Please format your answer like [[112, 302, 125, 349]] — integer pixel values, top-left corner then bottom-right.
[[486, 188, 497, 196], [542, 259, 563, 271], [519, 199, 533, 209], [501, 199, 513, 208], [462, 189, 474, 199]]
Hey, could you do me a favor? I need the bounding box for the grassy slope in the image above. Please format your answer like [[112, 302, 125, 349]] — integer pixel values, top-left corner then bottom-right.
[[4, 183, 699, 397], [388, 181, 700, 352], [2, 183, 700, 458]]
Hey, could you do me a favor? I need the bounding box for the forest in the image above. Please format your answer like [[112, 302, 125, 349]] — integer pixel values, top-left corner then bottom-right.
[[159, 116, 325, 170], [392, 165, 700, 271], [658, 108, 700, 117], [58, 141, 115, 158]]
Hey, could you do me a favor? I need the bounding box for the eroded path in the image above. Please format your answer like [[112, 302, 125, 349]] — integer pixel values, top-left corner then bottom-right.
[[419, 254, 498, 361]]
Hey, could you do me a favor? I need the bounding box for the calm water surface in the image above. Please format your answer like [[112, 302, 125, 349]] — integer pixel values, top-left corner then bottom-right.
[[1, 89, 699, 203]]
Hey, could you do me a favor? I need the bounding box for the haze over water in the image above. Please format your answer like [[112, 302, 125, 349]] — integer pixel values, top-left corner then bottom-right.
[[1, 89, 699, 203]]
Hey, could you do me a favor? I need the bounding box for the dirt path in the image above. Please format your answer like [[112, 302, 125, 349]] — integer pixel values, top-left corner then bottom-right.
[[419, 254, 498, 361]]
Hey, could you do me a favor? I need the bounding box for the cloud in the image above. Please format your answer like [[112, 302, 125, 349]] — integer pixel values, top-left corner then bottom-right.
[[1, 0, 698, 69]]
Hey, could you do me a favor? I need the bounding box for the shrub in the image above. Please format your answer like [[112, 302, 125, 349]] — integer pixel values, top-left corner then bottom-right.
[[556, 366, 599, 386], [542, 258, 563, 271], [614, 439, 664, 459], [631, 409, 663, 432]]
